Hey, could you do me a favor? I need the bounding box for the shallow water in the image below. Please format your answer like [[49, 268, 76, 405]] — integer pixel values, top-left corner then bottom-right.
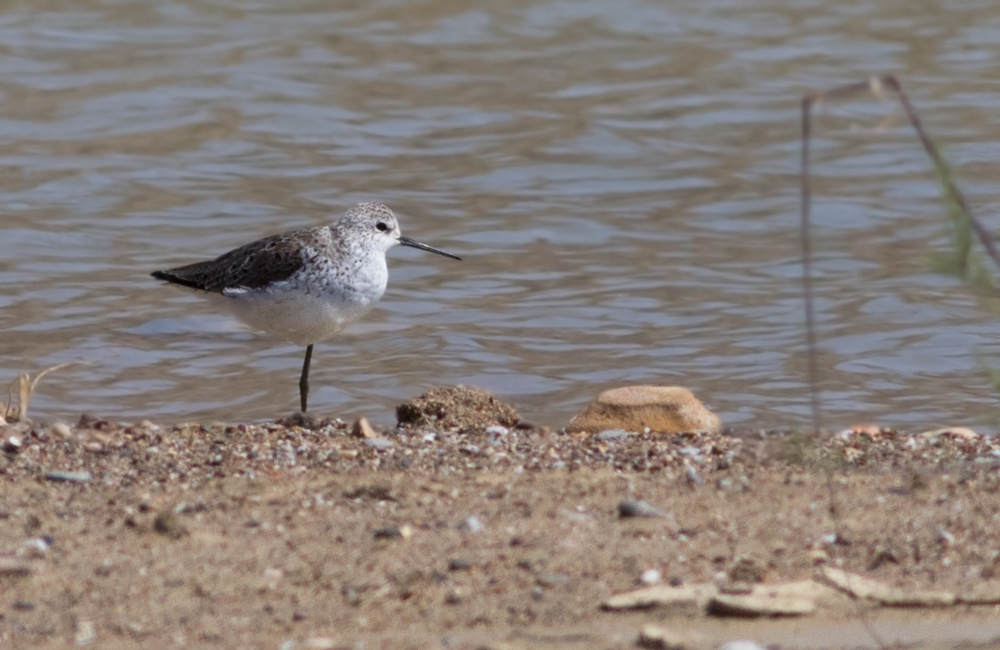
[[2, 0, 1000, 430]]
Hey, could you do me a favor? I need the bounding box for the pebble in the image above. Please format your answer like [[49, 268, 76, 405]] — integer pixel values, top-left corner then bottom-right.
[[719, 641, 766, 650], [373, 527, 401, 540], [707, 593, 815, 617], [640, 568, 662, 585], [20, 537, 50, 559], [52, 422, 73, 440], [363, 438, 393, 450], [485, 425, 509, 436], [3, 436, 22, 454], [596, 429, 630, 441], [618, 500, 666, 519], [153, 512, 188, 539], [462, 516, 485, 534], [75, 620, 96, 646], [44, 471, 92, 483]]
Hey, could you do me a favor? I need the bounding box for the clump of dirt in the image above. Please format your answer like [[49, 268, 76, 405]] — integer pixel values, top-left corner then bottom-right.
[[396, 385, 519, 431]]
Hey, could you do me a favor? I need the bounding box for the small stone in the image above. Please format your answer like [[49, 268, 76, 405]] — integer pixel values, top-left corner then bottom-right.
[[363, 438, 393, 450], [342, 584, 361, 606], [12, 600, 34, 611], [52, 422, 74, 440], [153, 511, 188, 539], [44, 471, 92, 483], [351, 417, 380, 439], [462, 516, 485, 534], [485, 425, 509, 436], [618, 500, 665, 519], [719, 642, 767, 650], [3, 436, 21, 453], [601, 584, 714, 611], [637, 625, 705, 650], [566, 385, 721, 435], [373, 527, 401, 540], [75, 620, 95, 646], [448, 559, 472, 571], [707, 593, 815, 617], [19, 537, 49, 559], [306, 638, 336, 649], [596, 429, 631, 441], [445, 587, 463, 604], [641, 568, 662, 585]]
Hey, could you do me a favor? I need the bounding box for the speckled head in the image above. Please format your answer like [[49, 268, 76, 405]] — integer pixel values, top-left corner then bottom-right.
[[336, 202, 461, 260]]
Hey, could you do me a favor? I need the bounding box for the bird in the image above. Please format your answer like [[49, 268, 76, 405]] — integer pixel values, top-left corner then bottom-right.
[[151, 202, 461, 413]]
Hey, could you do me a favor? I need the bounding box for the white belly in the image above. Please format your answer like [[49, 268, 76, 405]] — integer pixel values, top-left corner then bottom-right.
[[210, 284, 376, 346]]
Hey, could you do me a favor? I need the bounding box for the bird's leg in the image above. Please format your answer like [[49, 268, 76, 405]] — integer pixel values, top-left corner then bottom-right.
[[299, 344, 313, 413]]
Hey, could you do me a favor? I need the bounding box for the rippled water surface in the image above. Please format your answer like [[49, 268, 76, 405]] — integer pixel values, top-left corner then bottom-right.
[[3, 0, 1000, 430]]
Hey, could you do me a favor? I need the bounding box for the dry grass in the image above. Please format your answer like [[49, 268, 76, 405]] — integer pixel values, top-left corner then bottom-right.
[[1, 361, 78, 422]]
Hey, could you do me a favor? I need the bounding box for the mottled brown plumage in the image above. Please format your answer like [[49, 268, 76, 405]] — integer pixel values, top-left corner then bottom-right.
[[151, 232, 307, 293]]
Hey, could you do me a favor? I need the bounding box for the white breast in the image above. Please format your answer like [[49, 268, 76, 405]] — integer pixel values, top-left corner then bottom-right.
[[213, 268, 387, 346]]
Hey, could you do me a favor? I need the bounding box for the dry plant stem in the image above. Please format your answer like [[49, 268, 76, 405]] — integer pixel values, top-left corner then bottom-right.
[[800, 74, 1000, 431], [3, 362, 78, 421]]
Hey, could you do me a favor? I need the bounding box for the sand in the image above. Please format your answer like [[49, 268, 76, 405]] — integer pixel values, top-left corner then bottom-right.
[[3, 396, 1000, 650]]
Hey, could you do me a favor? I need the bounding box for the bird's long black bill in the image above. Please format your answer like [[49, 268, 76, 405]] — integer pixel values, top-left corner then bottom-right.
[[398, 236, 462, 260]]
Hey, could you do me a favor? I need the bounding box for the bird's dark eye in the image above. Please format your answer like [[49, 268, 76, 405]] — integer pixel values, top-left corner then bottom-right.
[[376, 222, 389, 232]]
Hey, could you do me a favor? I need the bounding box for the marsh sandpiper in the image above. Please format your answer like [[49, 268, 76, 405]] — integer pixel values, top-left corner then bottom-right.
[[152, 202, 461, 412]]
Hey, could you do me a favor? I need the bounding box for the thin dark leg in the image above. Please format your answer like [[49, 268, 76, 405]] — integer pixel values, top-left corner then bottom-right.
[[299, 344, 313, 413]]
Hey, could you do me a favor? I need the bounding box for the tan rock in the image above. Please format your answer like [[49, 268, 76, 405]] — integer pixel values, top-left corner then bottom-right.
[[817, 567, 954, 607], [707, 593, 815, 617], [601, 584, 715, 611], [566, 386, 721, 435], [957, 583, 1000, 605]]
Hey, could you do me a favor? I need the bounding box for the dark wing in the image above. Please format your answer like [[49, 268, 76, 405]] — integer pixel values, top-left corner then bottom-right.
[[151, 232, 306, 293]]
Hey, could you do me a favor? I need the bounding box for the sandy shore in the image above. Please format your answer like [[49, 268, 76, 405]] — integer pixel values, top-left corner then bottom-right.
[[3, 396, 1000, 650]]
